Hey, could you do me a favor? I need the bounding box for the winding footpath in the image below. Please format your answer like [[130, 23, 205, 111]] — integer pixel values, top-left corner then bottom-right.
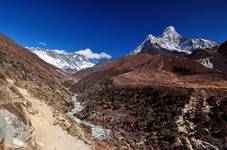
[[17, 87, 91, 150]]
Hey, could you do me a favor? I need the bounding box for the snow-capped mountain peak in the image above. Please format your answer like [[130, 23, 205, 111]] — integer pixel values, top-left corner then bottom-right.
[[162, 26, 182, 39], [26, 47, 111, 73], [131, 26, 218, 55]]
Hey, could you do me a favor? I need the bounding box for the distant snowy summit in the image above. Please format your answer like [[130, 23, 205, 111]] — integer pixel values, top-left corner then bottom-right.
[[131, 26, 218, 55], [26, 47, 111, 73]]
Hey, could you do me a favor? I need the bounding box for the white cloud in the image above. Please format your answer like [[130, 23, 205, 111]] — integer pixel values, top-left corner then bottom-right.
[[75, 48, 112, 60], [37, 42, 47, 47], [52, 50, 69, 55]]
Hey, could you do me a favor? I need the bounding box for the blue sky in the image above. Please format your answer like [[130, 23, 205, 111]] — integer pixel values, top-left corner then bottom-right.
[[0, 0, 227, 58]]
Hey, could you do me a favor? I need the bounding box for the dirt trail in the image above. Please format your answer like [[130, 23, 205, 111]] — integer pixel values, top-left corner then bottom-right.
[[17, 87, 91, 150]]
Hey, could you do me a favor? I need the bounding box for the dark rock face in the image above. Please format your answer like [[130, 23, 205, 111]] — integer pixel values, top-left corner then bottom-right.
[[218, 41, 227, 57]]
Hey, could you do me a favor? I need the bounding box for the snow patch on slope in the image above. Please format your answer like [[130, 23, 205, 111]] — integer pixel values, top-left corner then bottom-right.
[[197, 57, 214, 69]]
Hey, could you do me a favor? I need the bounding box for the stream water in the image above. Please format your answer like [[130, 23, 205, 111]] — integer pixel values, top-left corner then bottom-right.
[[67, 95, 111, 140]]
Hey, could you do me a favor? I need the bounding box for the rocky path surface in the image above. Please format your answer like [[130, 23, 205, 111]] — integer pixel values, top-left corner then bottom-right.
[[17, 87, 91, 150]]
